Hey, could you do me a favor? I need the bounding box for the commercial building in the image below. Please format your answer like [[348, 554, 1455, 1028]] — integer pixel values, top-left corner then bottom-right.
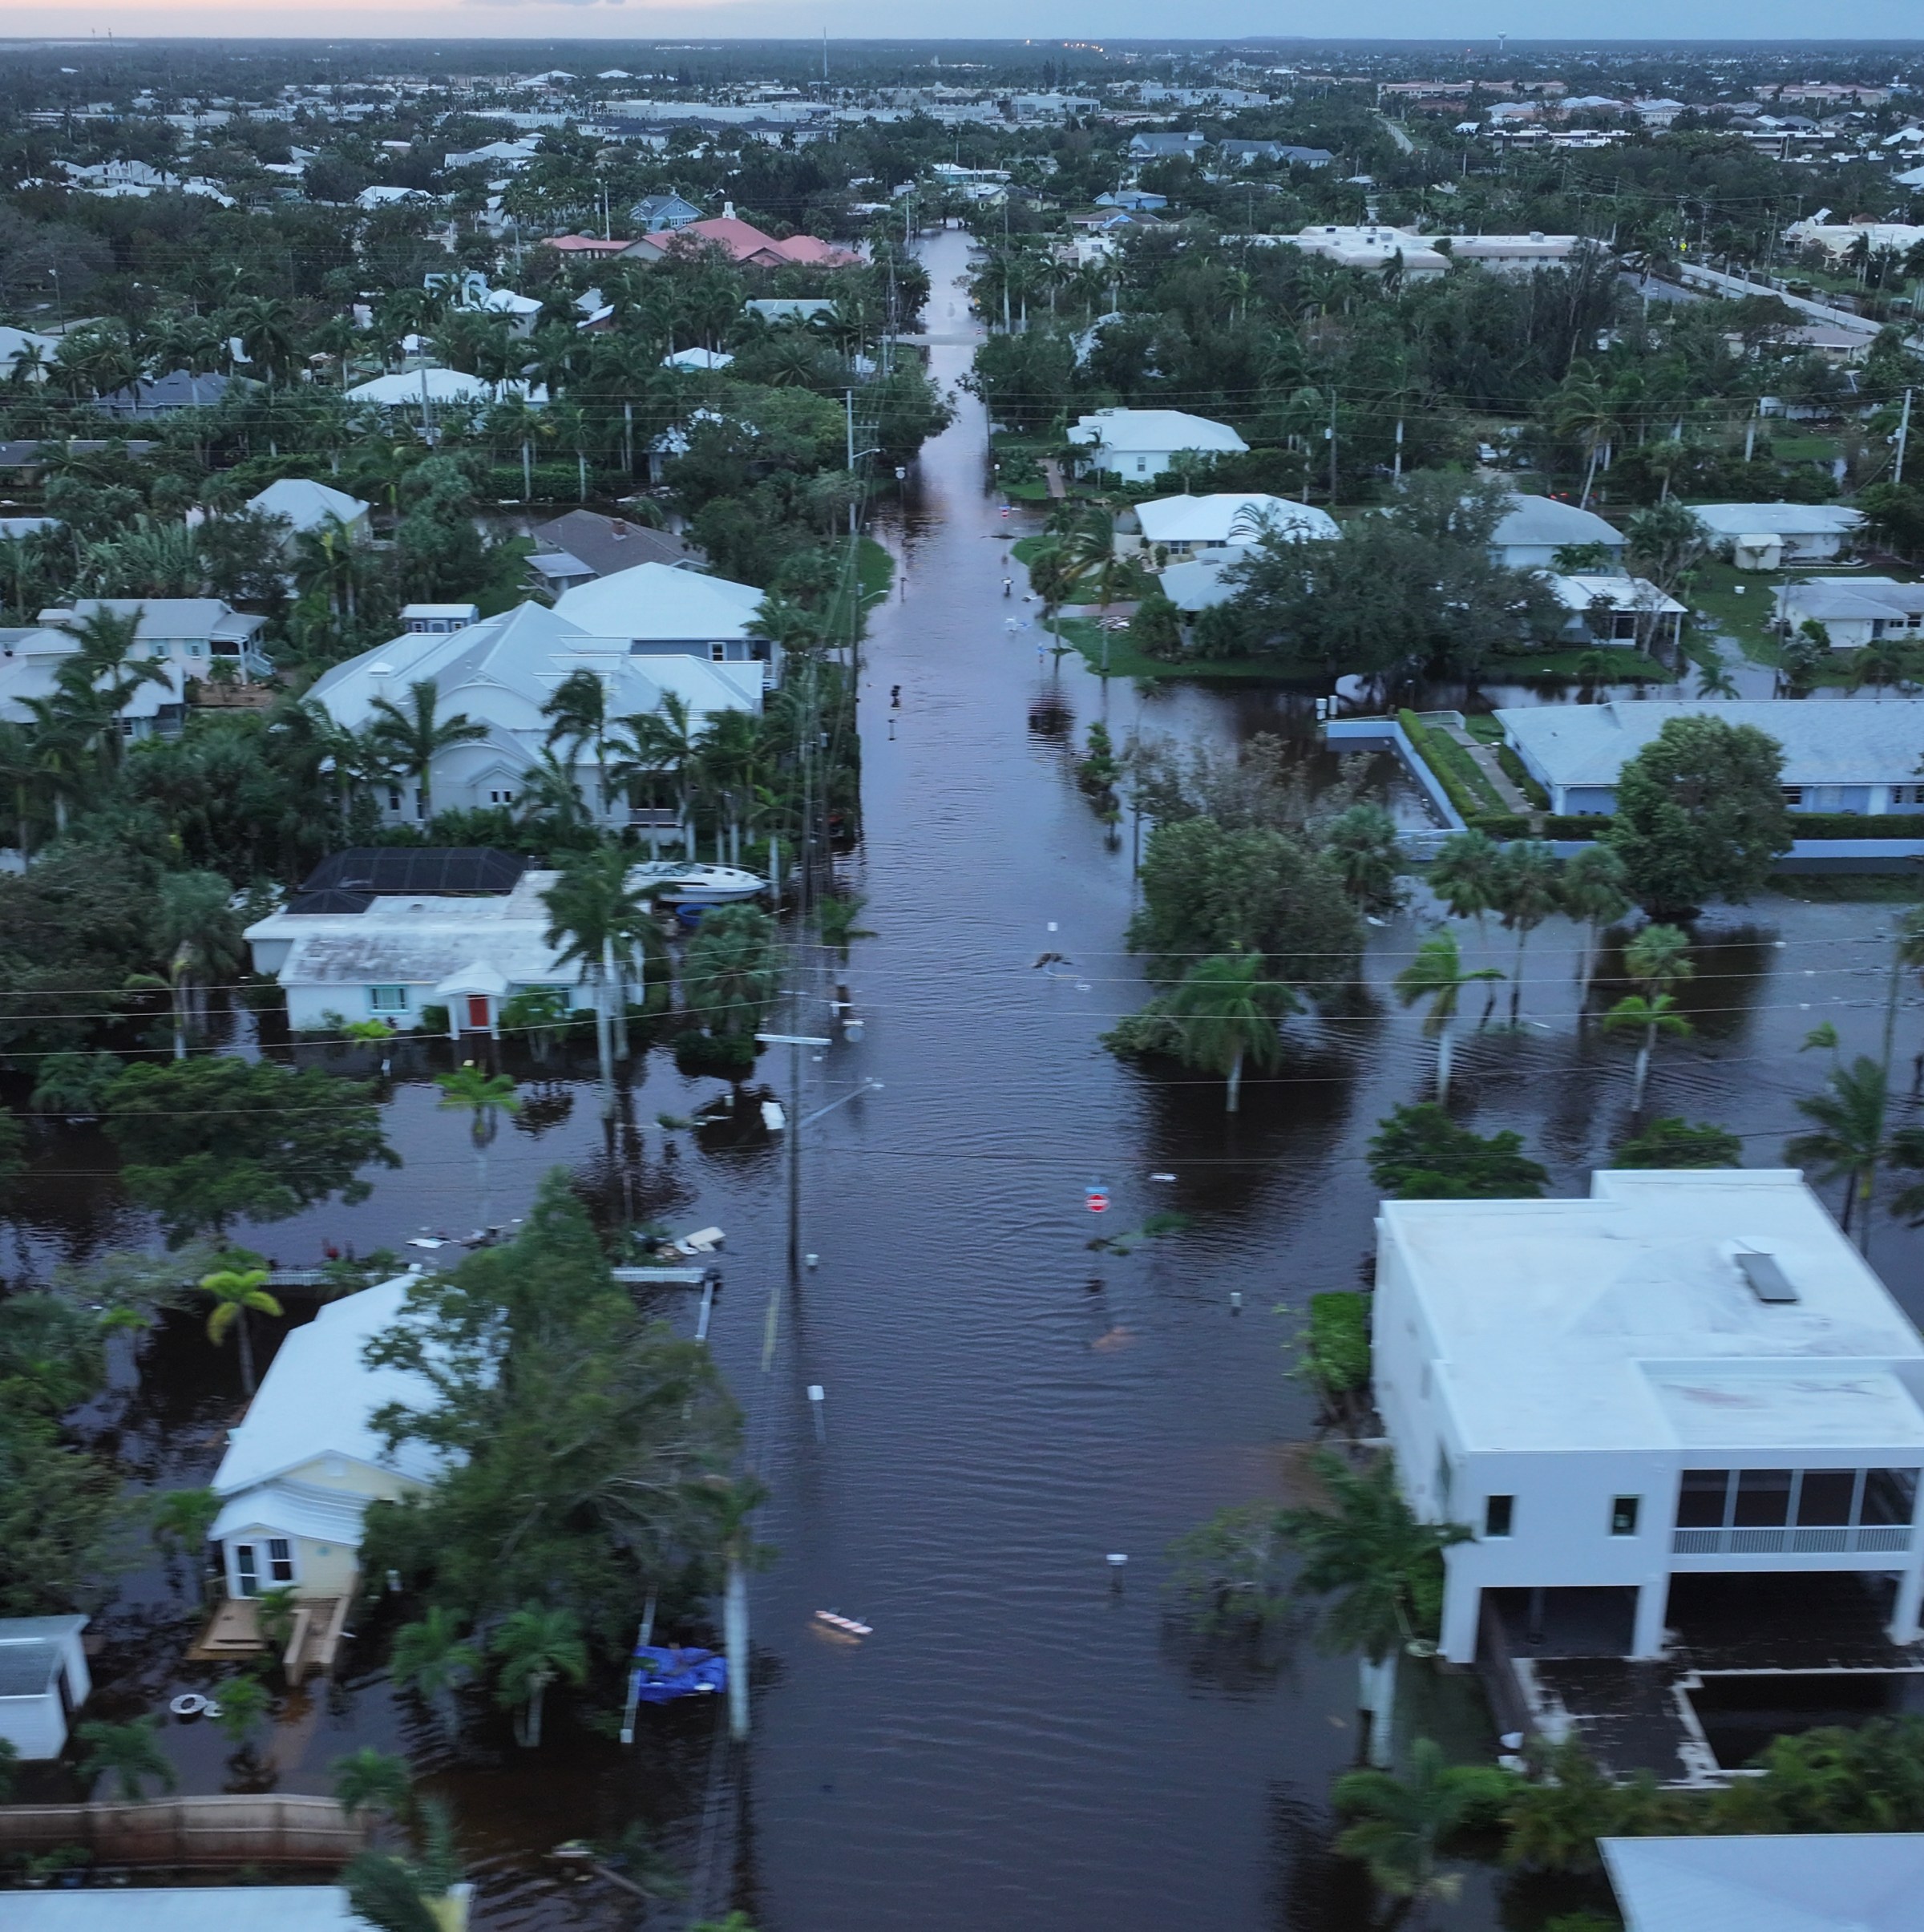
[[1374, 1170, 1924, 1668]]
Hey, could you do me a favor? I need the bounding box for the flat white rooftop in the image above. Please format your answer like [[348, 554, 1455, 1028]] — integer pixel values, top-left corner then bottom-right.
[[1383, 1170, 1924, 1455]]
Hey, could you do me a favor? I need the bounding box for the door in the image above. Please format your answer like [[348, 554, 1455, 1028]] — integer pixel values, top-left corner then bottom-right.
[[467, 995, 490, 1029], [234, 1542, 258, 1598]]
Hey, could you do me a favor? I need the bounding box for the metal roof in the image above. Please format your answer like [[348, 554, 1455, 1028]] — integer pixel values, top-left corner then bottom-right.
[[0, 1642, 60, 1696], [1602, 1833, 1924, 1932]]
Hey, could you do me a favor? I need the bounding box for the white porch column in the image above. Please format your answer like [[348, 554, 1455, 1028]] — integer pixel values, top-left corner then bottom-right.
[[1890, 1557, 1924, 1646], [1632, 1578, 1669, 1659], [1439, 1570, 1480, 1665]]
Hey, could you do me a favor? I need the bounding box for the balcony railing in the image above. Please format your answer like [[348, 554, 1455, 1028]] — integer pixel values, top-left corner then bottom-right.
[[1672, 1524, 1914, 1555]]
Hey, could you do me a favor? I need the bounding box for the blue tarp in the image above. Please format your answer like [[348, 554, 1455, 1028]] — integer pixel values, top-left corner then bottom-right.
[[629, 1644, 726, 1704]]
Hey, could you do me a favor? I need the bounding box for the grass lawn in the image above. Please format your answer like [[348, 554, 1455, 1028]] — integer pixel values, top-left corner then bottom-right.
[[1482, 645, 1667, 680], [1689, 556, 1922, 686], [1053, 614, 1287, 681], [823, 536, 893, 641], [1770, 874, 1924, 904]]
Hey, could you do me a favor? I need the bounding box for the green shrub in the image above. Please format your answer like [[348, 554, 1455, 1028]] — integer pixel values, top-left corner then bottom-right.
[[1303, 1292, 1370, 1398], [1398, 710, 1504, 818], [1496, 745, 1550, 809]]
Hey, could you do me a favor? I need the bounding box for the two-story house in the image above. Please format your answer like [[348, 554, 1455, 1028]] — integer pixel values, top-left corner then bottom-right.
[[1374, 1169, 1924, 1668]]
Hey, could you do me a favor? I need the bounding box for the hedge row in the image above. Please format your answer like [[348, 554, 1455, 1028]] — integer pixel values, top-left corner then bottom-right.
[[1397, 709, 1506, 819]]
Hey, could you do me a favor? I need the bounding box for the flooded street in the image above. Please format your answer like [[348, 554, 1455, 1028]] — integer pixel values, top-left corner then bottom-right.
[[23, 229, 1924, 1932]]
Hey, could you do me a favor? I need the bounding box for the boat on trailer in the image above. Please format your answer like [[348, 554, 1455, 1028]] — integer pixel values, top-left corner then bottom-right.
[[627, 861, 766, 906]]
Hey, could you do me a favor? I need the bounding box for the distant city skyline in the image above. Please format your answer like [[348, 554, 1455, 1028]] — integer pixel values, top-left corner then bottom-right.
[[0, 6, 1918, 45]]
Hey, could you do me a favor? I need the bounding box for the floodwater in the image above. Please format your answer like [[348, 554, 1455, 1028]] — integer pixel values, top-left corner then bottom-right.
[[20, 230, 1924, 1932]]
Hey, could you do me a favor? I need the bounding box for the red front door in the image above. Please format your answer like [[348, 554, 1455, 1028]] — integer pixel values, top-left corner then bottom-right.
[[467, 995, 491, 1029]]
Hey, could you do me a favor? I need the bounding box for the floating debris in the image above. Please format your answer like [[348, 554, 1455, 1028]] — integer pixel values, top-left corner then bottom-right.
[[814, 1611, 872, 1637]]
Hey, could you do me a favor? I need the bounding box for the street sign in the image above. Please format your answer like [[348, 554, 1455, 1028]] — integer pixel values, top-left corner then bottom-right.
[[1085, 1183, 1110, 1214]]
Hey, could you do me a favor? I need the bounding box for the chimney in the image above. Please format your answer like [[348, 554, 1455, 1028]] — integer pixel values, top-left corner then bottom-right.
[[723, 199, 736, 220]]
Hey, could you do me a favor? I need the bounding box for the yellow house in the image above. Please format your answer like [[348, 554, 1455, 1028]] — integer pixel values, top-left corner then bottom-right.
[[209, 1275, 446, 1605]]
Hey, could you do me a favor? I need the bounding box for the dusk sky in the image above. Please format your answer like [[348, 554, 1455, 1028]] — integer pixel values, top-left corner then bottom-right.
[[0, 2, 1918, 45]]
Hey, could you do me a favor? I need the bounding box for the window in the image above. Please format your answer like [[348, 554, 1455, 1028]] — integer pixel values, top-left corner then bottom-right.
[[1863, 1468, 1920, 1527], [1677, 1469, 1731, 1529], [710, 642, 727, 661], [1611, 1497, 1640, 1537], [369, 986, 408, 1013], [267, 1538, 294, 1584], [1781, 786, 1805, 807], [1797, 1470, 1857, 1526], [1734, 1469, 1793, 1528], [234, 1543, 258, 1598], [1484, 1495, 1514, 1538], [388, 786, 402, 811]]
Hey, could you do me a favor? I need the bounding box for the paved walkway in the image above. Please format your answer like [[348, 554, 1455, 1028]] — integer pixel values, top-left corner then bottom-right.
[[1436, 720, 1533, 813], [1041, 457, 1066, 500]]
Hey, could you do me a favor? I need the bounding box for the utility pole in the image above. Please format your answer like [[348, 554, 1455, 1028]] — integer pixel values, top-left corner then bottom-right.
[[758, 1033, 831, 1279], [1326, 389, 1338, 503], [1896, 386, 1913, 486]]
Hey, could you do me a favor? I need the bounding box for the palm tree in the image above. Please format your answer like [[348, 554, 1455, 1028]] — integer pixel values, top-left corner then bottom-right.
[[541, 849, 660, 1109], [694, 709, 765, 867], [140, 871, 243, 1060], [1334, 1737, 1514, 1914], [1788, 1056, 1924, 1253], [150, 1485, 220, 1589], [76, 1717, 178, 1800], [1425, 829, 1503, 978], [541, 668, 609, 818], [1558, 844, 1631, 992], [435, 1064, 519, 1229], [200, 1267, 283, 1396], [344, 1798, 462, 1932], [1280, 1450, 1471, 1768], [390, 1606, 479, 1715], [608, 693, 698, 847], [1392, 932, 1503, 1105], [1164, 948, 1298, 1114], [368, 679, 487, 823], [1603, 922, 1694, 1112], [682, 903, 781, 1055], [490, 1604, 588, 1748], [1488, 841, 1562, 1022], [332, 1747, 413, 1825]]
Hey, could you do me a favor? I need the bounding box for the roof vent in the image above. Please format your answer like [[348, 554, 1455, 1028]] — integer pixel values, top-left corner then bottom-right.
[[1736, 1247, 1799, 1304]]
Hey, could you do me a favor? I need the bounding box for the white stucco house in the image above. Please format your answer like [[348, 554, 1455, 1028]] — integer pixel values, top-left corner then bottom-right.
[[1123, 491, 1338, 560], [1066, 407, 1248, 483], [1776, 577, 1924, 650], [1690, 503, 1865, 569], [1488, 494, 1627, 571], [244, 867, 594, 1034], [209, 1276, 444, 1611], [1496, 697, 1924, 817], [1375, 1170, 1924, 1667], [305, 599, 762, 826], [0, 1615, 91, 1760], [343, 368, 546, 410], [1543, 572, 1688, 655]]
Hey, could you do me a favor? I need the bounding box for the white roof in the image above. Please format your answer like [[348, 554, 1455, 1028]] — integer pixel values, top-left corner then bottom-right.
[[247, 477, 370, 533], [1067, 408, 1249, 456], [1689, 502, 1865, 538], [210, 1277, 447, 1497], [478, 287, 544, 317], [1546, 572, 1687, 616], [0, 1891, 392, 1932], [0, 325, 58, 366], [1135, 492, 1337, 546], [1779, 576, 1924, 623], [1491, 493, 1626, 549], [211, 1478, 370, 1546], [1159, 554, 1239, 612], [663, 346, 734, 370], [1383, 1170, 1924, 1456], [1602, 1833, 1924, 1932], [554, 561, 763, 644], [306, 600, 762, 749], [345, 367, 545, 407], [1496, 697, 1924, 789]]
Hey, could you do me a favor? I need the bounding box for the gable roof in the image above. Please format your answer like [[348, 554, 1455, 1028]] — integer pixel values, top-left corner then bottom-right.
[[210, 1277, 447, 1498], [1688, 502, 1865, 538], [1602, 1833, 1924, 1932]]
